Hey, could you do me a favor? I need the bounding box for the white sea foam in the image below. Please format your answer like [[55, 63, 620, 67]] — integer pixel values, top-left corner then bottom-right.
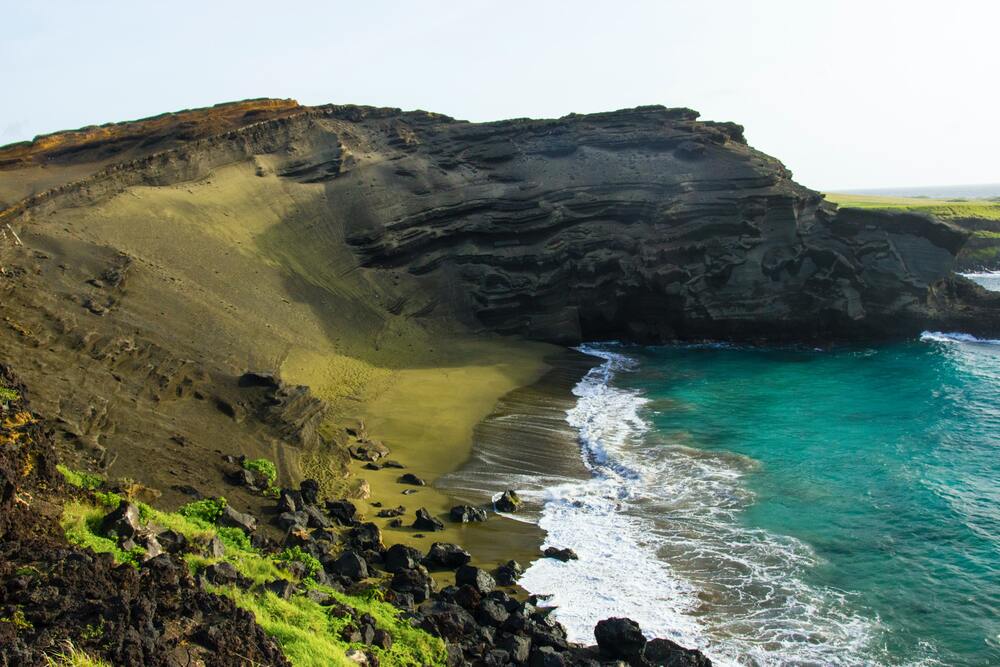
[[920, 331, 1000, 346], [517, 344, 916, 666]]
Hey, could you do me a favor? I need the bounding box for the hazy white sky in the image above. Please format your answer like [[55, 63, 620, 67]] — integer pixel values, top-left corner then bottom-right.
[[3, 0, 998, 190]]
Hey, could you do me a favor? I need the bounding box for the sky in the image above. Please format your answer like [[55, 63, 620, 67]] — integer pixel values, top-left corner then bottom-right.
[[2, 0, 998, 191]]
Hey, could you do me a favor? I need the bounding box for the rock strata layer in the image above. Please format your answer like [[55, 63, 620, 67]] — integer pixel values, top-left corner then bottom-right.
[[4, 100, 995, 343]]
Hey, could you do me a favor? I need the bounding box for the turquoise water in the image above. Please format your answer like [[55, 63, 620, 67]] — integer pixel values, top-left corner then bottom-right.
[[518, 332, 1000, 665], [621, 337, 1000, 665]]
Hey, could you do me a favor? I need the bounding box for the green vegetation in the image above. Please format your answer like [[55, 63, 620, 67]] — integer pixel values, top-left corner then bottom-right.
[[61, 496, 145, 567], [275, 546, 323, 582], [0, 386, 19, 403], [55, 468, 446, 666], [0, 607, 33, 631], [57, 465, 103, 491], [178, 496, 227, 523], [825, 193, 1000, 221], [243, 457, 278, 488], [44, 642, 112, 667]]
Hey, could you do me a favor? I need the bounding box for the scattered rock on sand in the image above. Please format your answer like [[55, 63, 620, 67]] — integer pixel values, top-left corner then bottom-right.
[[449, 504, 488, 523], [412, 507, 444, 531], [423, 542, 472, 570], [398, 473, 426, 486]]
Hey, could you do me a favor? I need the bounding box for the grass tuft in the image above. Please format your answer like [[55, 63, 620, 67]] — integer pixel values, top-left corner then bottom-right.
[[56, 465, 103, 491], [44, 641, 112, 667]]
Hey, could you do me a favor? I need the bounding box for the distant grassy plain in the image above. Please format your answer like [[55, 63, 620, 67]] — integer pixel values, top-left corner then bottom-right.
[[825, 192, 1000, 222]]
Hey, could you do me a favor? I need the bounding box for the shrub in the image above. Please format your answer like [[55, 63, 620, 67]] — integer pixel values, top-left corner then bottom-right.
[[275, 546, 322, 581], [243, 457, 278, 488], [178, 497, 227, 524]]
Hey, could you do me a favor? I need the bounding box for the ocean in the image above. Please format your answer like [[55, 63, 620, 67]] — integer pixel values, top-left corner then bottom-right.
[[516, 275, 1000, 666]]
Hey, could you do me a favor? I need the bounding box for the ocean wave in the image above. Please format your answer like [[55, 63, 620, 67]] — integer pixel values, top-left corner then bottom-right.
[[920, 331, 1000, 345], [518, 344, 908, 667]]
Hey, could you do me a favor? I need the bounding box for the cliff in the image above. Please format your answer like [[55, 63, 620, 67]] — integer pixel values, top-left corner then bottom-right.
[[4, 100, 995, 345]]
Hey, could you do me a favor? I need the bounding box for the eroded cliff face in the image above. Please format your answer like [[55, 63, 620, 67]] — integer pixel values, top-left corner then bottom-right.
[[4, 100, 995, 346]]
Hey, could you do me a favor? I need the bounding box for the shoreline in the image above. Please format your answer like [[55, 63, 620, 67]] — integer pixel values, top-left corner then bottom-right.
[[343, 340, 598, 571]]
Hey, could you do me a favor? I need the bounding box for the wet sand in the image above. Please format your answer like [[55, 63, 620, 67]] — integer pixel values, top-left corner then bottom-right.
[[353, 346, 598, 570]]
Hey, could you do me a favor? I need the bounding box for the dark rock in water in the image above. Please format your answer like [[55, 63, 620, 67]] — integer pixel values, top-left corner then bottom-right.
[[595, 617, 646, 660], [644, 637, 714, 666], [456, 564, 496, 594], [412, 507, 444, 531], [494, 490, 522, 513], [495, 559, 523, 586], [399, 473, 426, 486], [100, 499, 141, 539], [376, 505, 406, 518], [219, 505, 257, 532], [382, 460, 405, 469], [390, 567, 434, 603], [423, 542, 472, 570], [299, 478, 321, 505], [543, 546, 578, 562], [346, 522, 384, 551], [449, 504, 488, 523], [330, 550, 368, 581], [325, 499, 358, 526], [384, 543, 423, 573]]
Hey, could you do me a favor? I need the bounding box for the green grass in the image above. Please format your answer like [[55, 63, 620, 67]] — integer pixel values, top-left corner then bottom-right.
[[57, 465, 103, 491], [825, 193, 1000, 221], [275, 546, 323, 581], [178, 496, 227, 523], [244, 457, 278, 489], [44, 642, 112, 667], [55, 468, 446, 666], [0, 386, 19, 403]]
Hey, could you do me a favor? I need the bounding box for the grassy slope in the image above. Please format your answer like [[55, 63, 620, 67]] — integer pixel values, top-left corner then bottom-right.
[[826, 193, 1000, 269], [825, 192, 1000, 221], [58, 467, 446, 667]]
